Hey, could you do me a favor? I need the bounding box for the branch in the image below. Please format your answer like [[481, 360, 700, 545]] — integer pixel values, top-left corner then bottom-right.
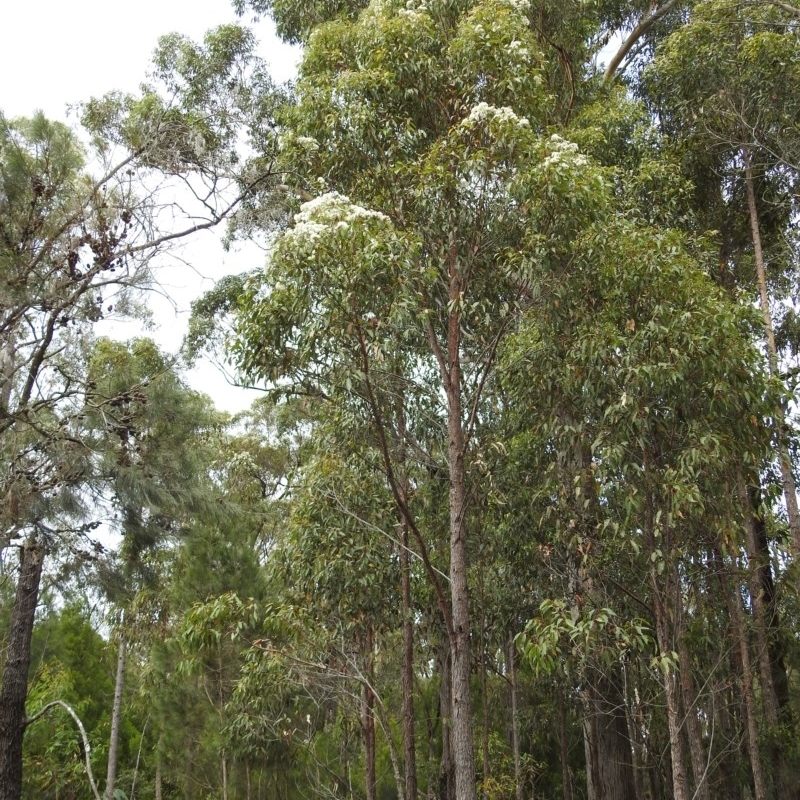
[[604, 0, 684, 83], [26, 700, 102, 800]]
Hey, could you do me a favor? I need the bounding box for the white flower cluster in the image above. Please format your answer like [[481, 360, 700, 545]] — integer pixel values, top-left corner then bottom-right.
[[541, 134, 589, 168], [284, 192, 389, 249], [501, 0, 530, 12], [277, 134, 320, 152], [464, 102, 530, 128], [295, 136, 320, 151], [398, 0, 428, 17]]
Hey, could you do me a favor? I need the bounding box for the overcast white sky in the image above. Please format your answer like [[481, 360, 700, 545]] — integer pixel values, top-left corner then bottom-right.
[[1, 0, 300, 412]]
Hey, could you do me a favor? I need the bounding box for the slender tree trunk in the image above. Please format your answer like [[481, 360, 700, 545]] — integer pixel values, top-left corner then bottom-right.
[[396, 397, 418, 800], [155, 734, 163, 800], [557, 687, 573, 800], [507, 634, 523, 800], [582, 697, 599, 800], [743, 149, 800, 554], [0, 538, 45, 800], [717, 549, 769, 800], [363, 625, 376, 800], [737, 473, 794, 800], [675, 593, 710, 800], [478, 580, 490, 800], [105, 636, 127, 800], [439, 644, 455, 800], [445, 258, 476, 800], [643, 451, 690, 800], [651, 569, 690, 800], [400, 523, 418, 800]]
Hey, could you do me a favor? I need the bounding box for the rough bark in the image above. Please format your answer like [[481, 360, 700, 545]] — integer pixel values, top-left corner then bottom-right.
[[583, 672, 638, 800], [557, 687, 574, 800], [0, 538, 45, 800], [105, 636, 127, 800], [439, 645, 455, 800], [507, 635, 523, 800], [445, 251, 476, 800]]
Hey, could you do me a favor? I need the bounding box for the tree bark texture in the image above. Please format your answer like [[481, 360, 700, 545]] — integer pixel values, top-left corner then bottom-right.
[[583, 672, 638, 800], [439, 644, 455, 800], [0, 538, 45, 800], [445, 254, 476, 800], [105, 636, 127, 800]]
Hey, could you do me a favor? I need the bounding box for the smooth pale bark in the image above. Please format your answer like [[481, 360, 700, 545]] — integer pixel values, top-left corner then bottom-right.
[[743, 150, 800, 554], [0, 538, 45, 800], [105, 636, 127, 800]]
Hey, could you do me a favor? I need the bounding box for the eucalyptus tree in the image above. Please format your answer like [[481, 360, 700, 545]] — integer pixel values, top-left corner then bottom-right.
[[642, 0, 800, 554], [220, 1, 646, 796]]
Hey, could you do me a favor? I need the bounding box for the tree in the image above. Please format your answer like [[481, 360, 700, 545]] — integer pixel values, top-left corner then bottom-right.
[[0, 24, 284, 800]]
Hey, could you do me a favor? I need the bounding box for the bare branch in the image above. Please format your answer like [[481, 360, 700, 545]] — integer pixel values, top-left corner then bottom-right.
[[604, 0, 684, 83], [26, 700, 102, 800]]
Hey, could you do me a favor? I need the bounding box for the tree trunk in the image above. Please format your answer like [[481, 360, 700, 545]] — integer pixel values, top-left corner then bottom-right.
[[743, 149, 800, 554], [651, 569, 691, 800], [675, 593, 710, 800], [439, 644, 455, 800], [507, 634, 523, 800], [363, 625, 376, 800], [583, 672, 638, 800], [445, 257, 476, 800], [478, 582, 490, 800], [105, 636, 127, 800], [0, 538, 45, 800], [738, 473, 795, 800], [717, 549, 769, 800], [557, 687, 573, 800], [155, 734, 163, 800], [400, 523, 418, 800]]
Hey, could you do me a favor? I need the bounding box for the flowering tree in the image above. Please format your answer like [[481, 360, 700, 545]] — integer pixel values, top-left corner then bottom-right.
[[229, 1, 615, 796]]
